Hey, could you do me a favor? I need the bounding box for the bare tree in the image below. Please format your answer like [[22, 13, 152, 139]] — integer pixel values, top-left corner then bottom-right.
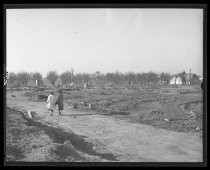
[[95, 71, 105, 88], [32, 72, 43, 86], [60, 71, 72, 84], [124, 72, 136, 86], [16, 71, 30, 87], [160, 72, 171, 84], [46, 71, 59, 86], [114, 71, 124, 85], [147, 71, 159, 84], [105, 72, 114, 84], [191, 74, 200, 85], [7, 72, 17, 86], [178, 71, 186, 84], [83, 73, 91, 84]]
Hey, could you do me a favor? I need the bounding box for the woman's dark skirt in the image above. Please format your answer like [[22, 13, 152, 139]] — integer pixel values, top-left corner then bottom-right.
[[57, 102, 64, 111]]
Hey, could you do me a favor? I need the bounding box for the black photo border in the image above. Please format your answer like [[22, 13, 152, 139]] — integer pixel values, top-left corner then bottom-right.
[[2, 3, 207, 167]]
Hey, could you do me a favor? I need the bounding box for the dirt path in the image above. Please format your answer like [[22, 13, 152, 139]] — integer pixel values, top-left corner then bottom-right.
[[6, 91, 203, 162]]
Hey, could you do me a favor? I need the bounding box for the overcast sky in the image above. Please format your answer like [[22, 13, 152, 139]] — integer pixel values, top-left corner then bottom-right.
[[6, 8, 203, 76]]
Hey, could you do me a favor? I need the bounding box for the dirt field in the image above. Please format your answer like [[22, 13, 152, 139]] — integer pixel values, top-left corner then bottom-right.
[[5, 85, 203, 162]]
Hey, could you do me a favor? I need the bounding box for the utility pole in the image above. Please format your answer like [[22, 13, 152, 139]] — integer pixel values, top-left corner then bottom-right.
[[190, 69, 191, 86]]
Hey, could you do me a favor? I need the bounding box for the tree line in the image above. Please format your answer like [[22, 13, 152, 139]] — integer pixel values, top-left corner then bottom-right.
[[7, 70, 200, 87]]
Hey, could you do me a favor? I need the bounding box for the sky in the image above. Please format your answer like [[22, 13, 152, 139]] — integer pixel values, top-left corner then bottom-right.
[[6, 8, 203, 76]]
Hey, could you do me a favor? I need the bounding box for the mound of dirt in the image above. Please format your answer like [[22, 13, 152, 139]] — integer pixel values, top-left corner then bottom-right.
[[38, 95, 48, 101], [179, 102, 202, 120], [24, 92, 33, 97]]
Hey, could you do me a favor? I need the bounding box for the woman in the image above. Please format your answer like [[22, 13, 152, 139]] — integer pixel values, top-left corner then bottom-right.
[[46, 91, 56, 116], [56, 89, 64, 115]]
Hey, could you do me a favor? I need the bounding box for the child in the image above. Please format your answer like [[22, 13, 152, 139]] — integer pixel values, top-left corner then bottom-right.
[[46, 92, 56, 116]]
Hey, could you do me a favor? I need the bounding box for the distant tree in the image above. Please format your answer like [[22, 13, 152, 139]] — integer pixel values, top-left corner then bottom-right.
[[160, 72, 171, 84], [74, 73, 80, 84], [125, 72, 136, 86], [32, 72, 43, 86], [114, 71, 123, 85], [165, 73, 171, 84], [147, 71, 159, 84], [83, 73, 91, 84], [95, 71, 105, 88], [16, 71, 30, 86], [96, 71, 100, 77], [178, 71, 186, 84], [141, 72, 148, 84], [7, 72, 17, 86], [191, 74, 200, 85], [60, 71, 72, 84], [136, 73, 142, 84], [70, 69, 75, 81], [46, 71, 59, 86], [105, 72, 114, 84], [70, 69, 75, 76]]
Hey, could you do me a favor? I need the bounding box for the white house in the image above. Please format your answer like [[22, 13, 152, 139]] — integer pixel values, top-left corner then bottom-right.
[[170, 76, 182, 85], [199, 76, 203, 82], [176, 77, 182, 84]]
